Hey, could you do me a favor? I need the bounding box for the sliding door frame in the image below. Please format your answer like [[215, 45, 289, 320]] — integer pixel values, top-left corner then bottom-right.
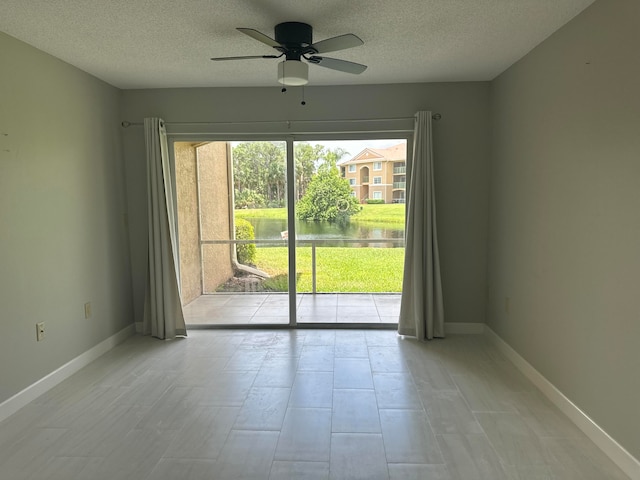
[[168, 129, 413, 329], [285, 137, 297, 327]]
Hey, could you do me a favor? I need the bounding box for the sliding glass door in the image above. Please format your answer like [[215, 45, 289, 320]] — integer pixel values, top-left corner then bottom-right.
[[174, 136, 407, 327], [175, 140, 291, 326], [293, 139, 406, 325]]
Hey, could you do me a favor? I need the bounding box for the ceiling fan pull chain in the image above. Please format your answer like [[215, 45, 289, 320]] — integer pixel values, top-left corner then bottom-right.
[[301, 86, 306, 106]]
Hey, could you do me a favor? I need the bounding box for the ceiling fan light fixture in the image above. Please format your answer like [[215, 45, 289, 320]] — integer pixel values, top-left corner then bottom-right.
[[277, 60, 308, 86]]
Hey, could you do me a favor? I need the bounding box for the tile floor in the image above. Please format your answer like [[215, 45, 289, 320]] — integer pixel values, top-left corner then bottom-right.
[[0, 330, 630, 480], [183, 293, 401, 325]]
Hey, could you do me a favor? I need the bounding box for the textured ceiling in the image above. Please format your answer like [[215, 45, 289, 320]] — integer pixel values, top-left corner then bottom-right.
[[0, 0, 595, 89]]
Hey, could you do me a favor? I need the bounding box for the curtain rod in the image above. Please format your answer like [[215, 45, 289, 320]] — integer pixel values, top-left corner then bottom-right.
[[120, 114, 441, 128]]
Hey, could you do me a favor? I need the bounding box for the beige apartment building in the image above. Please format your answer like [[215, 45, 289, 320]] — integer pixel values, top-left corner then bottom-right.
[[339, 143, 406, 203]]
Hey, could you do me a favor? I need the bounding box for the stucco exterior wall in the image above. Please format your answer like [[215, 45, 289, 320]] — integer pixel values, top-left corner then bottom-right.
[[176, 141, 234, 300], [197, 142, 234, 293], [175, 143, 202, 305]]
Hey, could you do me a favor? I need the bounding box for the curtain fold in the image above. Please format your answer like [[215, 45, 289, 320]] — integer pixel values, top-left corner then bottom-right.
[[143, 117, 187, 339], [398, 111, 444, 340]]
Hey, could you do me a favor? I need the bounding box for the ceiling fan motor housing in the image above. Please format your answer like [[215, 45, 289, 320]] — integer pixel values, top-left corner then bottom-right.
[[275, 22, 313, 50]]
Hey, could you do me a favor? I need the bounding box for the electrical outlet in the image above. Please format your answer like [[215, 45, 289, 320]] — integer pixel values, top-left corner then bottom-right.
[[84, 302, 92, 319], [36, 322, 45, 342]]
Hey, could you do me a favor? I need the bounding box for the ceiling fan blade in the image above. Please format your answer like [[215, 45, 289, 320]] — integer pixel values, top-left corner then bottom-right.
[[310, 34, 363, 54], [308, 56, 367, 74], [237, 28, 281, 48], [211, 55, 280, 61]]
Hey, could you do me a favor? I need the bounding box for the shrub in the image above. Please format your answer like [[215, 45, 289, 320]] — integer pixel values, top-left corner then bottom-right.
[[366, 199, 385, 204], [235, 218, 256, 265], [267, 200, 285, 208], [262, 273, 302, 292], [262, 273, 289, 292], [297, 170, 360, 223]]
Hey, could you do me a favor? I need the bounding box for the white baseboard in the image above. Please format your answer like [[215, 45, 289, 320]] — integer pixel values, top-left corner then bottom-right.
[[0, 324, 135, 423], [444, 322, 485, 334], [485, 326, 640, 480]]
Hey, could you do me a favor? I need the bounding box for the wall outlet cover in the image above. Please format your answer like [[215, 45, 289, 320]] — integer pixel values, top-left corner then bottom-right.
[[36, 322, 45, 342]]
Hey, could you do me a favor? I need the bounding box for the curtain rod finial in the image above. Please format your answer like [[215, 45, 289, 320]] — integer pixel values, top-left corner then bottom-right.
[[121, 121, 131, 128], [432, 113, 442, 121]]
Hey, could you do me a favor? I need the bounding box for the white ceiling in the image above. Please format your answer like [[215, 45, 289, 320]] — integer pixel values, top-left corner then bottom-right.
[[0, 0, 595, 89]]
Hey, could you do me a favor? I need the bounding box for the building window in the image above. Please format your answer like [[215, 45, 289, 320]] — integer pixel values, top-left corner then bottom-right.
[[373, 176, 382, 184], [373, 162, 382, 171], [348, 165, 356, 173], [373, 191, 382, 199], [349, 178, 356, 185]]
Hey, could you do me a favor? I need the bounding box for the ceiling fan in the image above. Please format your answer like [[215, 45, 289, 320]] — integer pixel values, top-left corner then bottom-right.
[[211, 22, 367, 86]]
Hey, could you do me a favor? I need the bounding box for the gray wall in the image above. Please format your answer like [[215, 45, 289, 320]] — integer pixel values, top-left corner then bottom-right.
[[0, 33, 133, 403], [488, 0, 640, 460], [121, 82, 491, 328]]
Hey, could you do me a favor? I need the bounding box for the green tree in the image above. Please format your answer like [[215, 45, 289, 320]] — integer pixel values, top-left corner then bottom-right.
[[232, 142, 352, 209], [294, 143, 324, 199], [317, 147, 349, 174], [266, 158, 286, 207], [233, 142, 286, 208], [235, 189, 266, 209], [297, 169, 360, 223]]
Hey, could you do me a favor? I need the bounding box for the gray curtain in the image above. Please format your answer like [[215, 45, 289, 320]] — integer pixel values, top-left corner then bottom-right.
[[143, 118, 187, 339], [398, 111, 444, 340]]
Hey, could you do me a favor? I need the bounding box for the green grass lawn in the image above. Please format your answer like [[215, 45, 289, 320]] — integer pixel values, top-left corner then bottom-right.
[[235, 207, 287, 221], [254, 246, 404, 292], [351, 203, 405, 227], [235, 203, 405, 228]]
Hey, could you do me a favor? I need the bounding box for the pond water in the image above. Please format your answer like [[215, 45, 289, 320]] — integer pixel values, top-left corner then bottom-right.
[[243, 217, 404, 248]]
